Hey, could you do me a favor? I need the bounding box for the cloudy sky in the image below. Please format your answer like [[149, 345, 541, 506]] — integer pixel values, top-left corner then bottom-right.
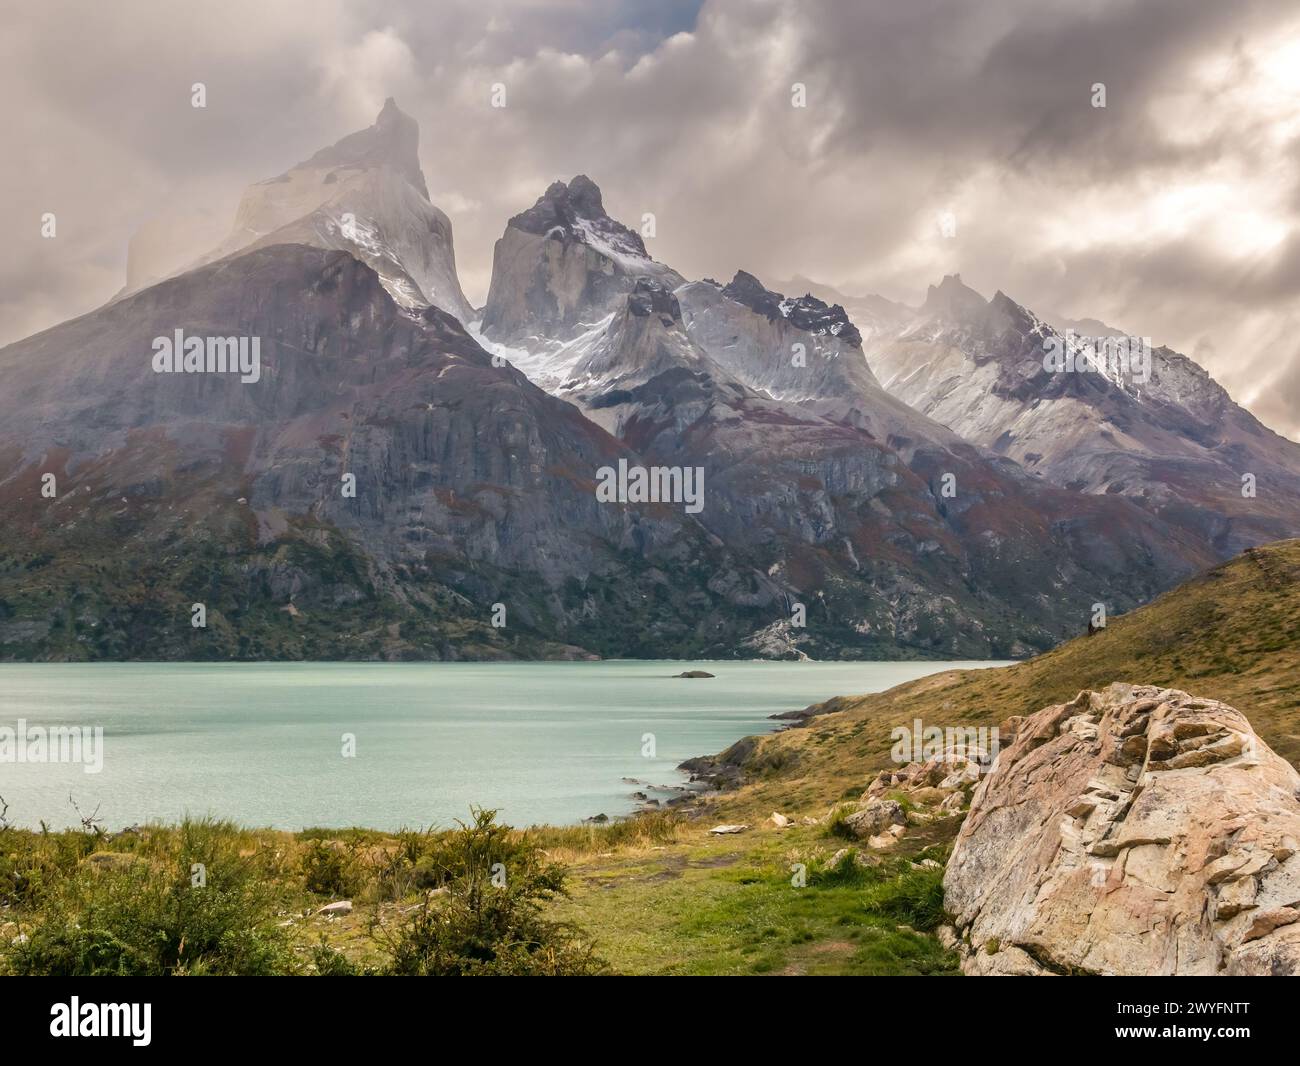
[[6, 0, 1300, 436]]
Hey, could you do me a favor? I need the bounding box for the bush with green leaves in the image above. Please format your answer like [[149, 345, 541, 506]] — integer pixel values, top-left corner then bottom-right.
[[376, 809, 605, 976], [2, 819, 297, 976], [0, 827, 95, 909], [300, 839, 361, 898]]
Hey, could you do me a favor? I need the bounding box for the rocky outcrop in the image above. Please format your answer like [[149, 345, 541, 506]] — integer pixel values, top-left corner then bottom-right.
[[479, 175, 683, 349], [945, 684, 1300, 975], [864, 744, 990, 810], [677, 272, 880, 409], [719, 270, 862, 347]]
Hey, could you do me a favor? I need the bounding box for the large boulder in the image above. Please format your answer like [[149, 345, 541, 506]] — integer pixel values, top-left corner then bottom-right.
[[945, 684, 1300, 975]]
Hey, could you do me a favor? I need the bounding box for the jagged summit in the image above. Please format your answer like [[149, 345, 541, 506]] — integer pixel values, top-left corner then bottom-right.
[[920, 274, 987, 320], [721, 270, 782, 317], [479, 175, 681, 347], [301, 97, 428, 198], [514, 175, 607, 226], [509, 174, 650, 261], [539, 174, 606, 219], [985, 290, 1048, 336], [720, 270, 862, 347]]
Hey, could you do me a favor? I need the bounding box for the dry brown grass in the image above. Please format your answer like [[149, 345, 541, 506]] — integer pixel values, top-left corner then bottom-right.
[[705, 539, 1300, 821]]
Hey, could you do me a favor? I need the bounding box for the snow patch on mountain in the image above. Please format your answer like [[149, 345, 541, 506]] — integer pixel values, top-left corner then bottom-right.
[[468, 313, 616, 394]]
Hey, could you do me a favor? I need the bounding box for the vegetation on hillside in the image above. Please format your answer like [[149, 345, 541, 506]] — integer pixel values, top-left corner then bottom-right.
[[712, 538, 1300, 820], [3, 540, 1296, 975], [0, 811, 609, 976], [0, 805, 960, 976]]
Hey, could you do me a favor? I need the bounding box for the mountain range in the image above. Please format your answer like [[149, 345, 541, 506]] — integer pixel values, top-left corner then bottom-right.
[[3, 99, 1297, 662]]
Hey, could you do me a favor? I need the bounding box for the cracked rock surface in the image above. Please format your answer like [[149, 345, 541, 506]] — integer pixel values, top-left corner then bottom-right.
[[945, 683, 1300, 975]]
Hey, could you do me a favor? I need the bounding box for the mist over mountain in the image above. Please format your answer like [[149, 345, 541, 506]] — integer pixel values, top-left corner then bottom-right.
[[121, 99, 474, 323], [2, 101, 1296, 662], [863, 274, 1300, 556]]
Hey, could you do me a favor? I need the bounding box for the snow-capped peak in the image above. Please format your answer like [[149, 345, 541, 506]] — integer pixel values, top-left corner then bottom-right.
[[721, 270, 863, 347], [509, 175, 651, 265]]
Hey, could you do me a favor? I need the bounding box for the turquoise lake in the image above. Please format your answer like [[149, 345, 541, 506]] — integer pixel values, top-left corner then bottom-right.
[[0, 660, 1008, 830]]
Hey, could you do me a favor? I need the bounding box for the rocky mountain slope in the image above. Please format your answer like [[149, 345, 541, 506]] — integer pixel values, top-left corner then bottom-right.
[[865, 275, 1300, 556], [5, 99, 1300, 661], [475, 183, 1236, 657], [0, 244, 797, 660]]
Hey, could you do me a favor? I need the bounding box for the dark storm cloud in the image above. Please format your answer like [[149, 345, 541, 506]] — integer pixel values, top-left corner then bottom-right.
[[3, 0, 1297, 435]]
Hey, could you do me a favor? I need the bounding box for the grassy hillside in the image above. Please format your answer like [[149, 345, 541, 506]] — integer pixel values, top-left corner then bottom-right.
[[706, 538, 1300, 822]]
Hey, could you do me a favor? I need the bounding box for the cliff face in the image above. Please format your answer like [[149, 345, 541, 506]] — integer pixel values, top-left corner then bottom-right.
[[479, 175, 683, 348], [677, 272, 879, 407], [0, 245, 793, 660], [946, 684, 1300, 975]]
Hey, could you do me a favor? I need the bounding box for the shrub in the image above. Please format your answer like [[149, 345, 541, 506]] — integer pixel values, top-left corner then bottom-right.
[[0, 828, 95, 909], [310, 937, 363, 976], [375, 809, 605, 976], [2, 819, 297, 976], [300, 839, 361, 898]]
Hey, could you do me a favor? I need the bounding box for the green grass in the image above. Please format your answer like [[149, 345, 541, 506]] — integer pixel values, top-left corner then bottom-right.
[[550, 828, 959, 975], [0, 815, 960, 976]]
